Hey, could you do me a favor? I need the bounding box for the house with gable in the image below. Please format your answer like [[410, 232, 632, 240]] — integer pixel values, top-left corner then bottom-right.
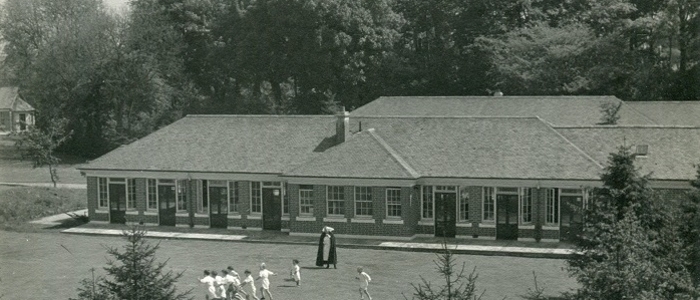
[[0, 87, 35, 134], [77, 95, 700, 242]]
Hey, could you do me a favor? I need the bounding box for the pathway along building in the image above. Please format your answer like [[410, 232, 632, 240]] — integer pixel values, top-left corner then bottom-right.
[[78, 96, 700, 242]]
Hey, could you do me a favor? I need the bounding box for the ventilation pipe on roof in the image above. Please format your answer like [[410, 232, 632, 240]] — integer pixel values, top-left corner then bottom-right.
[[336, 106, 350, 145]]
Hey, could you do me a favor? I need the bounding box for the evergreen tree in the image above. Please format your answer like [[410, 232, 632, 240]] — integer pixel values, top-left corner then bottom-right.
[[73, 227, 192, 300]]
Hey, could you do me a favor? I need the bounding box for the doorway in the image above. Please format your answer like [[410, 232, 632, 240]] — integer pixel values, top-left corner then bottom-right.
[[434, 192, 456, 237], [158, 183, 176, 226], [560, 190, 584, 242], [109, 183, 126, 224], [496, 194, 518, 240], [209, 182, 228, 228], [262, 187, 281, 230]]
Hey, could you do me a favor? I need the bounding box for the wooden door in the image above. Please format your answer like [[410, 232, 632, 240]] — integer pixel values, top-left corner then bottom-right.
[[109, 183, 126, 224], [209, 185, 228, 228], [158, 185, 176, 226], [262, 188, 281, 230], [496, 194, 518, 240], [560, 195, 583, 242], [434, 192, 456, 238]]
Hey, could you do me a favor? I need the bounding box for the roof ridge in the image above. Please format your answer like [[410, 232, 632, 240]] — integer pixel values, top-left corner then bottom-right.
[[349, 115, 540, 120], [366, 128, 420, 178], [185, 114, 336, 118], [536, 117, 604, 169], [553, 125, 700, 129], [619, 101, 658, 125]]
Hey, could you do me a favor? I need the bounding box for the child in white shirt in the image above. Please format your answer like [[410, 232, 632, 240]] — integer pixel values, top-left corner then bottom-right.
[[290, 259, 301, 287], [355, 267, 372, 300], [256, 263, 276, 300], [213, 270, 225, 299], [240, 269, 259, 300], [198, 270, 217, 300]]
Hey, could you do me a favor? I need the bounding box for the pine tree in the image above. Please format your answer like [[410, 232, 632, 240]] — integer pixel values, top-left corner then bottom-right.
[[73, 226, 192, 300]]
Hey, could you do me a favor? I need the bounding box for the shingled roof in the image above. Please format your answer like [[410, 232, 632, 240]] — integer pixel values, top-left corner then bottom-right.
[[556, 126, 700, 180], [0, 87, 34, 111], [80, 115, 337, 173], [625, 101, 700, 126], [350, 96, 654, 126]]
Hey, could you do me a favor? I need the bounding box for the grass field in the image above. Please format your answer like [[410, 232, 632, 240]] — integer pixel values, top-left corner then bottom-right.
[[0, 135, 86, 184], [0, 230, 578, 300], [0, 186, 86, 230]]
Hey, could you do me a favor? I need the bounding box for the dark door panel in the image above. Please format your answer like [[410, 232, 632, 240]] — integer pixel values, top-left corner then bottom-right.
[[560, 195, 583, 242], [158, 185, 176, 226], [109, 183, 126, 224], [209, 186, 228, 228], [262, 188, 281, 230], [434, 192, 456, 238], [496, 194, 518, 240]]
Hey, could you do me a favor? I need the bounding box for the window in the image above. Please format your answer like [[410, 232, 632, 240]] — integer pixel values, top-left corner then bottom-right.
[[299, 185, 314, 216], [126, 179, 137, 210], [459, 187, 469, 221], [0, 112, 8, 129], [98, 178, 108, 208], [177, 180, 189, 213], [421, 186, 434, 219], [386, 188, 402, 218], [147, 179, 157, 210], [228, 181, 239, 213], [251, 182, 262, 214], [283, 183, 289, 215], [521, 188, 533, 224], [354, 186, 373, 217], [546, 188, 559, 225], [326, 186, 345, 216], [482, 187, 495, 222]]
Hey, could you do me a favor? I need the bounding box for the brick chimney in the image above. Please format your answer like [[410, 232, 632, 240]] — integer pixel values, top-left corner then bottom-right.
[[336, 107, 350, 144]]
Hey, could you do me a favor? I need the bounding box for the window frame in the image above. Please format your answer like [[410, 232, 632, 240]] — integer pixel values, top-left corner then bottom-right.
[[146, 179, 157, 211], [482, 187, 496, 222], [299, 185, 315, 216], [97, 177, 108, 209], [545, 188, 560, 226], [228, 181, 239, 214], [250, 182, 262, 214], [520, 188, 533, 225], [354, 186, 373, 218], [385, 188, 402, 219], [126, 178, 137, 211], [326, 186, 345, 217], [176, 179, 189, 213], [458, 187, 469, 222], [421, 186, 434, 220]]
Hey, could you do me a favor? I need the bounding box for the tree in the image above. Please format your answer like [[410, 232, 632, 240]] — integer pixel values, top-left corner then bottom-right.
[[405, 240, 483, 300], [679, 166, 700, 289], [14, 118, 71, 187], [73, 226, 192, 300], [568, 146, 697, 299]]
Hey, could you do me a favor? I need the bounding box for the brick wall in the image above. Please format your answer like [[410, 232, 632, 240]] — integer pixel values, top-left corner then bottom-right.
[[87, 177, 97, 218]]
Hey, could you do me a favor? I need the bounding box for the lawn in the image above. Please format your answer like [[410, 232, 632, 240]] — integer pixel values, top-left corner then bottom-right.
[[0, 230, 578, 300], [0, 135, 86, 184], [0, 186, 86, 230]]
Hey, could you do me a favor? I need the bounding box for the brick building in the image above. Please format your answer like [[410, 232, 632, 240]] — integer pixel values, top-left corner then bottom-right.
[[77, 96, 700, 242]]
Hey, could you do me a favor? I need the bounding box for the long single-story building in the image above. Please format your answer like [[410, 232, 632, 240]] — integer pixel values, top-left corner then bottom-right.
[[77, 96, 700, 242]]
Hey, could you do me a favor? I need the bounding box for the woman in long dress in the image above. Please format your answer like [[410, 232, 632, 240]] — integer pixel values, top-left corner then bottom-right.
[[315, 226, 337, 269]]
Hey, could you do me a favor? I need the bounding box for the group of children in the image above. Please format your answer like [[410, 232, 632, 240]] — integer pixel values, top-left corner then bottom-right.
[[198, 260, 372, 300]]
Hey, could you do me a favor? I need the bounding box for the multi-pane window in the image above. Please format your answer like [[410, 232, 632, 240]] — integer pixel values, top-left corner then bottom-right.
[[147, 179, 157, 210], [283, 183, 289, 215], [521, 188, 533, 224], [546, 188, 559, 225], [228, 181, 239, 213], [354, 186, 373, 217], [98, 178, 108, 208], [251, 182, 262, 214], [299, 185, 314, 216], [327, 186, 345, 216], [421, 186, 434, 219], [459, 187, 469, 221], [177, 180, 188, 213], [482, 187, 495, 222], [386, 188, 402, 218], [127, 179, 137, 210]]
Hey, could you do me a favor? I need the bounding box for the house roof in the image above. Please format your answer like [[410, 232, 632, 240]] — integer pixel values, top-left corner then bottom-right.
[[80, 115, 337, 173], [0, 87, 34, 111], [350, 96, 654, 126], [284, 128, 419, 179], [625, 101, 700, 126], [555, 126, 700, 180], [323, 116, 602, 180]]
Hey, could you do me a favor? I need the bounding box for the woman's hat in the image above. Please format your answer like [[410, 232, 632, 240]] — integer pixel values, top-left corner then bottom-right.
[[322, 226, 335, 233]]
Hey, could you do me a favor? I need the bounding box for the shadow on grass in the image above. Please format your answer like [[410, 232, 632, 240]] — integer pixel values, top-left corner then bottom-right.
[[44, 217, 88, 229]]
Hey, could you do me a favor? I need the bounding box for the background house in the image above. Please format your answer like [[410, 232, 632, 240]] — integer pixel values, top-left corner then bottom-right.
[[0, 87, 35, 134]]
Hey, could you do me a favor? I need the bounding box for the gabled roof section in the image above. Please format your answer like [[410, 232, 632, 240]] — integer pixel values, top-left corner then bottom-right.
[[351, 96, 654, 126], [80, 115, 336, 173], [0, 87, 34, 111], [342, 116, 603, 180], [625, 101, 700, 126], [555, 126, 700, 180], [284, 128, 419, 179]]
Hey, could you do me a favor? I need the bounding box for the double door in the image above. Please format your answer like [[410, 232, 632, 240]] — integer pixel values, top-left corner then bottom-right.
[[209, 184, 228, 228], [158, 184, 176, 226], [434, 192, 456, 238], [560, 195, 583, 242], [496, 194, 518, 240], [109, 183, 126, 224], [262, 188, 282, 230]]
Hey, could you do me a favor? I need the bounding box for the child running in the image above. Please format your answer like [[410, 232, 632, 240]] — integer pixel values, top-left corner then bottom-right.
[[198, 270, 217, 300], [256, 263, 276, 300], [355, 267, 372, 300], [214, 270, 226, 299], [289, 259, 301, 287], [240, 269, 259, 300]]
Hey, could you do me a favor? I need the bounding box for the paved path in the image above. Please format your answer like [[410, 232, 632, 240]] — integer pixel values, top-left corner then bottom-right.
[[29, 209, 88, 226], [378, 242, 575, 257], [0, 182, 86, 189], [62, 227, 247, 241]]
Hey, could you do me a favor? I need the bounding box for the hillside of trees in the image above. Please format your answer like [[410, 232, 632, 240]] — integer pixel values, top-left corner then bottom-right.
[[0, 0, 698, 158]]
